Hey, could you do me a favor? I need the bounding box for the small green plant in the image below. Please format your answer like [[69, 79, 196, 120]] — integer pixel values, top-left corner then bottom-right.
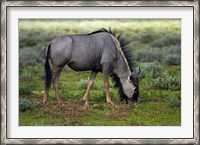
[[19, 85, 34, 96], [168, 96, 181, 107], [59, 82, 67, 89], [19, 98, 36, 112], [77, 79, 88, 89], [93, 81, 103, 89]]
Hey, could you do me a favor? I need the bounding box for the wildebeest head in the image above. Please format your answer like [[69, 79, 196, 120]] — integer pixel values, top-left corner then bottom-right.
[[120, 68, 142, 104]]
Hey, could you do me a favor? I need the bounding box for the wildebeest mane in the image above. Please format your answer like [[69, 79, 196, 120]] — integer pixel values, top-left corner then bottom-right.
[[88, 28, 135, 71], [88, 28, 135, 103]]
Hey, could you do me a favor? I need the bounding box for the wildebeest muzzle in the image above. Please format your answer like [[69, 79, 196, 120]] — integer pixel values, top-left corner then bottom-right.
[[130, 90, 139, 103]]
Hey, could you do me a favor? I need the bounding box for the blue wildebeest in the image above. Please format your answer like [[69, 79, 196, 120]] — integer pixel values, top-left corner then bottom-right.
[[43, 28, 140, 106]]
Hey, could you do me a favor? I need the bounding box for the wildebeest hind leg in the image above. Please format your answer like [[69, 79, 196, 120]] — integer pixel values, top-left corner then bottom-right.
[[83, 71, 98, 106], [52, 65, 63, 105]]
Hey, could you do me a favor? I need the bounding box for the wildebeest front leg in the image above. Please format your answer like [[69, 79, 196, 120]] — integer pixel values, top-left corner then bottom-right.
[[52, 66, 63, 104], [83, 71, 98, 105], [102, 66, 114, 105]]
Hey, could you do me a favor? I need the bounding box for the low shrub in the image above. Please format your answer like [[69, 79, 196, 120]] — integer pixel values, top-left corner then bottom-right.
[[19, 98, 35, 112], [164, 54, 181, 66], [151, 33, 181, 48], [123, 32, 138, 44], [19, 49, 37, 67], [163, 45, 181, 66], [165, 45, 181, 56], [139, 31, 160, 43], [19, 30, 41, 48], [19, 48, 43, 68], [19, 29, 55, 48], [168, 96, 181, 107], [139, 28, 162, 44], [140, 62, 163, 79], [150, 73, 181, 90], [135, 46, 181, 66], [134, 48, 163, 62]]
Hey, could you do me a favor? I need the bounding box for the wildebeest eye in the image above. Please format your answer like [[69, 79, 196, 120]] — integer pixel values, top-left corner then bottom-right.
[[130, 76, 136, 82]]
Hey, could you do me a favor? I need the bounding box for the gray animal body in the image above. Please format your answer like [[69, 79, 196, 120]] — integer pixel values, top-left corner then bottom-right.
[[44, 29, 139, 105]]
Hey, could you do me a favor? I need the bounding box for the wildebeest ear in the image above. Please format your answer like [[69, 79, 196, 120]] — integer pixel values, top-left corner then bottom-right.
[[131, 71, 134, 77]]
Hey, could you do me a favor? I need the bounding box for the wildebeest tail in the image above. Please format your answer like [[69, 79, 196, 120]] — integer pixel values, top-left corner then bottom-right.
[[44, 44, 52, 90]]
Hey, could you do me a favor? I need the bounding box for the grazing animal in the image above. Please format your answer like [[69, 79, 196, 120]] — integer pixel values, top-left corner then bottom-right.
[[43, 28, 140, 105]]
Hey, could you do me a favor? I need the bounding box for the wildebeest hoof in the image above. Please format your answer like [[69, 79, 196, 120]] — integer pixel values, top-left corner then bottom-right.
[[57, 100, 63, 105], [43, 100, 49, 106], [83, 103, 89, 110], [108, 101, 116, 107], [82, 98, 88, 105]]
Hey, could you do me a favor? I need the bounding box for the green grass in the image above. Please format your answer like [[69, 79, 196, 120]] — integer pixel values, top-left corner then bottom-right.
[[19, 19, 181, 126], [19, 65, 181, 126]]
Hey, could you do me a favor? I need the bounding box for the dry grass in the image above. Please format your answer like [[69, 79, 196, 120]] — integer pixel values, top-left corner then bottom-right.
[[30, 95, 136, 118]]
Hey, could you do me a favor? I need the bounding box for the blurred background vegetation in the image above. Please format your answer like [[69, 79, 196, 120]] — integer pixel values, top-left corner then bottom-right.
[[19, 19, 181, 126]]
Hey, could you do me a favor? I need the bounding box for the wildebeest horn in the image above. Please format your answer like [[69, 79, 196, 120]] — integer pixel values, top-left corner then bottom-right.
[[137, 67, 141, 75]]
